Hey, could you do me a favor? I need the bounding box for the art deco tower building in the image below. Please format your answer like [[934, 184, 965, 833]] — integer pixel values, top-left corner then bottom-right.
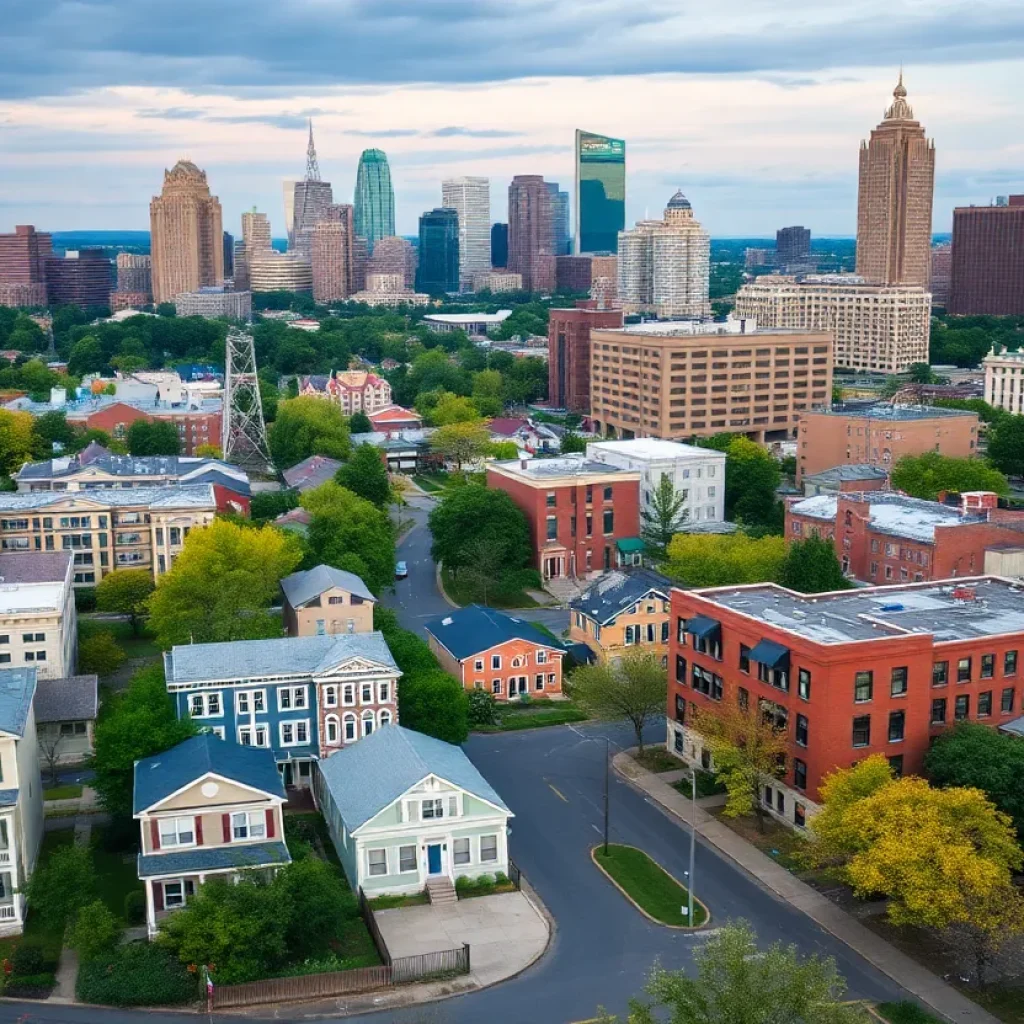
[[150, 160, 224, 304], [856, 74, 935, 288]]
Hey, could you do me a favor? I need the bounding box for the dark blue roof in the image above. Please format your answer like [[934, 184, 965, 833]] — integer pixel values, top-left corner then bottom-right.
[[424, 605, 563, 661], [133, 733, 286, 815], [138, 842, 291, 878], [570, 569, 673, 625], [0, 669, 36, 739]]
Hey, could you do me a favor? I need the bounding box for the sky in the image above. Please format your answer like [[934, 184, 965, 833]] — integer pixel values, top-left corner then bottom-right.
[[1, 0, 1023, 239]]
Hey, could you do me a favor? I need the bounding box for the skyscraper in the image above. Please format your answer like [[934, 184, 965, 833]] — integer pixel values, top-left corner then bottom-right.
[[45, 250, 113, 309], [354, 149, 395, 254], [241, 209, 272, 255], [149, 160, 224, 304], [856, 74, 935, 287], [547, 182, 571, 256], [441, 177, 490, 290], [508, 176, 554, 293], [0, 225, 52, 307], [115, 253, 152, 295], [575, 130, 625, 255], [776, 226, 811, 266], [222, 232, 235, 278], [930, 242, 952, 308], [311, 203, 355, 303], [291, 122, 333, 257], [491, 223, 509, 268], [416, 208, 459, 294], [949, 197, 1024, 315], [617, 191, 710, 319], [368, 236, 416, 289], [282, 179, 298, 249]]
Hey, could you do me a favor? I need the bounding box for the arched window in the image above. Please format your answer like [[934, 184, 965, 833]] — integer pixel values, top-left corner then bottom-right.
[[378, 709, 392, 728], [511, 656, 524, 668], [343, 713, 357, 742], [325, 715, 340, 745], [362, 709, 375, 736], [324, 686, 338, 708]]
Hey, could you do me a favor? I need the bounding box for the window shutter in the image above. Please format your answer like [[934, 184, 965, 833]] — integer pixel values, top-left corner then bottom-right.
[[222, 813, 231, 843], [150, 819, 160, 851], [265, 808, 275, 839], [153, 882, 163, 912], [195, 816, 203, 846]]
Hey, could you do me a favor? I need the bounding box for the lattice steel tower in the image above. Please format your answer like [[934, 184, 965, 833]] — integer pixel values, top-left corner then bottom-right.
[[222, 328, 273, 472]]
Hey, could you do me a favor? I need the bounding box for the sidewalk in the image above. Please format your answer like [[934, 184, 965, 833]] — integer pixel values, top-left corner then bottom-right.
[[613, 751, 1001, 1024]]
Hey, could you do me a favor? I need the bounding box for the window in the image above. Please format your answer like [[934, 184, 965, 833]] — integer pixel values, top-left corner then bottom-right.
[[1002, 687, 1015, 714], [367, 849, 387, 876], [480, 835, 498, 862], [399, 845, 417, 873], [453, 838, 471, 866], [237, 725, 269, 747], [888, 755, 904, 778], [492, 679, 502, 694], [932, 661, 948, 687], [361, 682, 373, 703], [421, 798, 443, 820], [378, 681, 390, 703], [22, 632, 43, 643], [545, 491, 556, 508], [794, 803, 806, 828], [981, 654, 995, 679], [361, 709, 374, 736], [603, 486, 613, 501], [163, 880, 195, 908], [158, 817, 195, 848], [379, 709, 392, 727], [739, 644, 750, 673], [603, 510, 614, 534], [323, 686, 338, 708], [691, 664, 723, 701], [474, 659, 484, 672], [793, 758, 807, 791], [343, 714, 357, 742], [280, 721, 310, 746], [797, 668, 811, 701], [545, 516, 557, 541], [738, 686, 749, 711], [491, 654, 501, 670], [890, 667, 908, 697], [235, 690, 266, 715], [852, 715, 871, 747], [278, 686, 308, 711], [795, 714, 808, 747], [342, 684, 356, 705], [888, 710, 905, 742], [326, 716, 339, 744], [675, 695, 686, 722], [957, 657, 972, 683], [854, 671, 873, 703], [978, 691, 993, 718], [188, 692, 222, 718], [931, 698, 947, 724], [955, 694, 970, 721], [1005, 650, 1018, 676], [536, 650, 547, 664], [776, 790, 785, 814], [231, 811, 266, 840], [677, 617, 688, 644]]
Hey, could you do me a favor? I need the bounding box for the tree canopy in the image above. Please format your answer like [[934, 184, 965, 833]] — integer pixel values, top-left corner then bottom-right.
[[641, 473, 689, 556], [890, 451, 1008, 500], [664, 532, 787, 587], [986, 415, 1024, 477], [335, 444, 391, 508], [95, 568, 155, 634], [430, 420, 492, 470], [269, 396, 351, 469], [126, 419, 180, 456], [777, 535, 851, 593]]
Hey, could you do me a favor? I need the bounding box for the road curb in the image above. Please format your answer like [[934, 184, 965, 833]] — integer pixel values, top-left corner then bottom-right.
[[435, 561, 460, 609]]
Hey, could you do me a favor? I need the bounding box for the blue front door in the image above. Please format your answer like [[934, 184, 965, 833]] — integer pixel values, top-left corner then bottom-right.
[[427, 843, 442, 875]]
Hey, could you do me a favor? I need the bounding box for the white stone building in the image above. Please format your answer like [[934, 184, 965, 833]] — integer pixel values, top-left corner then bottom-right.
[[983, 345, 1024, 416]]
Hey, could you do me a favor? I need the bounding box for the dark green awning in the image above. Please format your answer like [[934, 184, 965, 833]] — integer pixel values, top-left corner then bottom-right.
[[616, 538, 645, 553], [749, 638, 790, 669]]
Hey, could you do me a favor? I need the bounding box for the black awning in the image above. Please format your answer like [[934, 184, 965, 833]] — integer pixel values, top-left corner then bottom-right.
[[685, 615, 721, 640], [749, 638, 790, 669]]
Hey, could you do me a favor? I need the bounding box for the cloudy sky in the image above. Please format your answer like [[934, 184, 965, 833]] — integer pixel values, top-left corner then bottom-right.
[[1, 0, 1022, 238]]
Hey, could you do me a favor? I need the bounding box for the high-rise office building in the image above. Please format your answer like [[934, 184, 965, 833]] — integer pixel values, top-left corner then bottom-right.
[[508, 176, 555, 293], [930, 242, 952, 307], [416, 208, 459, 294], [222, 232, 234, 278], [282, 179, 298, 249], [575, 130, 625, 255], [0, 225, 52, 306], [354, 150, 395, 254], [352, 236, 369, 292], [249, 253, 313, 293], [547, 182, 571, 256], [948, 197, 1024, 315], [45, 249, 113, 309], [617, 191, 710, 319], [311, 203, 355, 304], [367, 236, 416, 289], [291, 122, 333, 258], [241, 209, 272, 255], [149, 159, 224, 304], [776, 226, 811, 265], [491, 223, 509, 268], [441, 177, 490, 290], [548, 304, 624, 413], [856, 74, 935, 287], [115, 253, 152, 295]]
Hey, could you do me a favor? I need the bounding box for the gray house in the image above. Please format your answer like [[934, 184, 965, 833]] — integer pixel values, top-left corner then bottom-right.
[[314, 725, 512, 898], [34, 674, 98, 767]]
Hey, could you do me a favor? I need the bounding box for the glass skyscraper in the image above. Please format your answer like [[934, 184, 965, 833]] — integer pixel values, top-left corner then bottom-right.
[[416, 208, 460, 294], [354, 149, 395, 254], [575, 130, 625, 255]]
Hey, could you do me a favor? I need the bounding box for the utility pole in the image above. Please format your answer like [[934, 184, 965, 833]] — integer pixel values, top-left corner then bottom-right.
[[603, 736, 610, 855]]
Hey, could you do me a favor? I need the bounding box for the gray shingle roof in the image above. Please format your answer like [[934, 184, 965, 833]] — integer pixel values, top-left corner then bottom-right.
[[137, 841, 291, 878], [0, 484, 216, 511], [165, 632, 398, 686], [281, 564, 375, 609], [33, 674, 98, 724], [15, 453, 245, 485], [570, 569, 673, 625], [318, 725, 512, 832], [0, 669, 37, 738], [424, 605, 563, 661], [134, 733, 287, 814], [282, 455, 343, 491], [804, 464, 889, 484], [0, 552, 71, 585]]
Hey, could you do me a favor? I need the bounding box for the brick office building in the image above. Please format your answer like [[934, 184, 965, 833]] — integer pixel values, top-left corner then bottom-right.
[[64, 402, 222, 457], [949, 196, 1024, 316], [667, 576, 1024, 829], [486, 455, 641, 580], [0, 225, 52, 307], [547, 303, 623, 413], [787, 490, 1024, 583]]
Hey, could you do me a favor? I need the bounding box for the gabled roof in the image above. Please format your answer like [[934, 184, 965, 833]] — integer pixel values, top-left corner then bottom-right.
[[281, 564, 375, 608], [804, 464, 889, 485], [0, 669, 36, 738], [570, 569, 673, 625], [282, 455, 343, 491], [488, 417, 529, 437], [33, 674, 98, 723], [424, 605, 563, 661], [133, 733, 286, 815], [318, 725, 512, 832], [165, 632, 398, 686]]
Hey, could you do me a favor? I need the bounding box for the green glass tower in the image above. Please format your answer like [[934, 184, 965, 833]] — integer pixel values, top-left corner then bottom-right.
[[353, 149, 395, 254], [574, 130, 625, 255]]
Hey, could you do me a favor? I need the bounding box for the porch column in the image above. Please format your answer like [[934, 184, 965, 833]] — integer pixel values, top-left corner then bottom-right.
[[145, 880, 156, 936]]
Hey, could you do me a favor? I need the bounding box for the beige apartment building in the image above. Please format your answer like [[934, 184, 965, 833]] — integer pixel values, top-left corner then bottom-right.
[[281, 565, 376, 637], [983, 345, 1024, 416], [0, 485, 217, 588], [249, 253, 313, 293], [734, 275, 931, 373], [589, 318, 833, 443]]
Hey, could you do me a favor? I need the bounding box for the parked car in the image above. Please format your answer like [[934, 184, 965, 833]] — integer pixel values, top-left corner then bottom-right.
[[395, 561, 408, 579]]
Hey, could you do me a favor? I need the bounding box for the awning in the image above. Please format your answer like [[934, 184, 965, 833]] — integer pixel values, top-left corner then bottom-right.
[[749, 638, 790, 670], [685, 615, 721, 640], [999, 716, 1024, 738], [616, 538, 645, 553]]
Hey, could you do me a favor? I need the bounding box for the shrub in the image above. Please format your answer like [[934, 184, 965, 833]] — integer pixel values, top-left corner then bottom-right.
[[475, 874, 495, 889], [11, 943, 47, 975], [467, 689, 497, 727], [70, 900, 121, 962], [78, 631, 127, 676], [518, 693, 532, 706], [24, 844, 96, 931], [76, 942, 197, 1007], [454, 875, 472, 891], [5, 972, 56, 998], [73, 587, 97, 612], [493, 871, 509, 886], [124, 889, 146, 926]]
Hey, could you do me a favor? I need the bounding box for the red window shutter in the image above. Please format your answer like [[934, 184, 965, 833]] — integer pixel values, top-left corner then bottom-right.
[[265, 808, 275, 839], [195, 816, 203, 845], [150, 819, 160, 851], [222, 813, 231, 843], [153, 882, 163, 912]]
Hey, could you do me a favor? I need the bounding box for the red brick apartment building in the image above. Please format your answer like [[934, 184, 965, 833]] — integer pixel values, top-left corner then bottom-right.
[[786, 490, 1024, 584], [668, 577, 1024, 830], [64, 402, 222, 457], [486, 455, 640, 580]]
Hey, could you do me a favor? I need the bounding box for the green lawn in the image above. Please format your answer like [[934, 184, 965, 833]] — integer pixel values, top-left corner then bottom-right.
[[78, 618, 161, 659], [475, 700, 588, 732], [412, 473, 446, 493], [875, 1002, 945, 1024], [634, 747, 683, 773], [441, 567, 539, 609], [593, 844, 707, 927], [43, 784, 83, 801], [369, 891, 430, 910], [90, 827, 143, 922]]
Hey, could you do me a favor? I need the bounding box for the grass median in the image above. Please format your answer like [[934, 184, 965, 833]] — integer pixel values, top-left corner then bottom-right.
[[592, 843, 708, 928]]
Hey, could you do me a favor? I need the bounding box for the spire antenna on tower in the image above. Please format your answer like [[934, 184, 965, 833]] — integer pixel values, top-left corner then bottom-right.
[[305, 119, 321, 182]]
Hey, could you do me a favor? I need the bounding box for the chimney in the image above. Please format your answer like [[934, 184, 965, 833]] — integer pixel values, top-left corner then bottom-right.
[[520, 459, 528, 470]]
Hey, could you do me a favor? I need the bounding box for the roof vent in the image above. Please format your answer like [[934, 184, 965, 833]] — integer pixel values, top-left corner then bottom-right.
[[880, 603, 904, 612], [441, 616, 453, 626]]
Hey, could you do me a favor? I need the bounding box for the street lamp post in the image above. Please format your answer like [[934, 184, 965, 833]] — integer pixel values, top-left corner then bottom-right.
[[687, 767, 696, 924]]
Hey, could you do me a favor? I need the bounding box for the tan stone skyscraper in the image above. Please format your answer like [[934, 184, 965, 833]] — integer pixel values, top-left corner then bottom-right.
[[150, 160, 224, 304], [856, 74, 935, 288]]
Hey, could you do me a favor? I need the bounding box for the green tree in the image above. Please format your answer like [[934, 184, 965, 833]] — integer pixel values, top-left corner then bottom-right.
[[603, 921, 865, 1024], [723, 436, 782, 529], [777, 535, 850, 593], [32, 411, 77, 457], [559, 429, 587, 454], [908, 362, 936, 383], [489, 440, 520, 460], [126, 419, 180, 456], [25, 844, 96, 931], [269, 396, 351, 469], [430, 420, 492, 471], [147, 520, 302, 648], [68, 336, 107, 376], [95, 568, 156, 635], [641, 473, 689, 556], [348, 410, 372, 434], [890, 451, 1008, 500], [567, 650, 666, 755], [398, 670, 470, 745], [430, 391, 480, 426], [429, 484, 532, 576], [79, 631, 127, 676], [70, 900, 122, 962], [471, 369, 505, 417], [0, 409, 38, 476], [335, 444, 391, 508], [664, 532, 787, 588], [92, 664, 197, 820], [986, 416, 1024, 477], [273, 856, 351, 960]]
